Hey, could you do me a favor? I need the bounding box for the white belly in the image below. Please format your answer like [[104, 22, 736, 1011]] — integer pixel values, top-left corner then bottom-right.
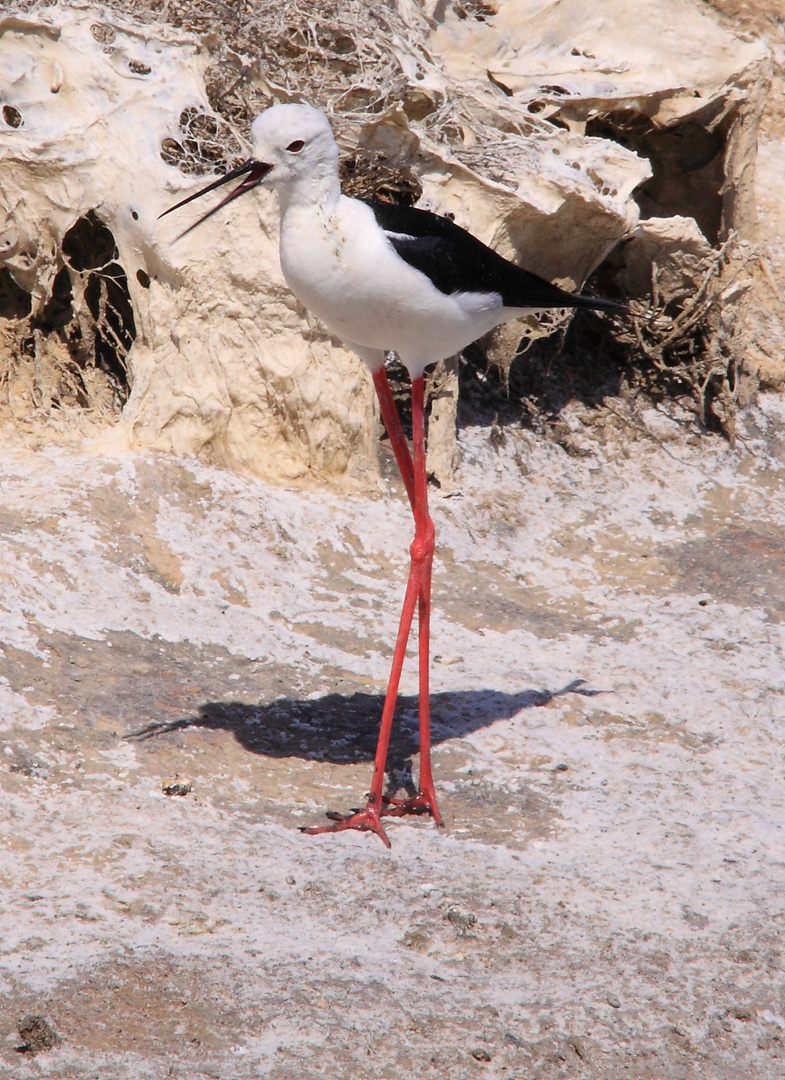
[[278, 198, 507, 373]]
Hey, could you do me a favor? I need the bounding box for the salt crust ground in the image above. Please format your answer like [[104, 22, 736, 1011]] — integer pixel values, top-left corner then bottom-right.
[[1, 391, 784, 1078], [2, 6, 785, 1073]]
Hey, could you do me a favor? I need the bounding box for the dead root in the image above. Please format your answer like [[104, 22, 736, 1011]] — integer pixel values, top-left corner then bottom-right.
[[616, 234, 757, 445]]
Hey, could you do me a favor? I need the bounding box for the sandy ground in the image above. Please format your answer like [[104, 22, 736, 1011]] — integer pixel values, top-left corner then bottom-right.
[[3, 3, 785, 1078], [2, 389, 785, 1078]]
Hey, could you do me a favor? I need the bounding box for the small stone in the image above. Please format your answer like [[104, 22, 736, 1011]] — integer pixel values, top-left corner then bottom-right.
[[16, 1015, 62, 1053], [606, 994, 621, 1008], [471, 1047, 492, 1061], [730, 1005, 755, 1021], [553, 762, 569, 772], [568, 1034, 587, 1058], [162, 774, 192, 796], [445, 906, 477, 932], [285, 874, 296, 885], [504, 1032, 525, 1047]]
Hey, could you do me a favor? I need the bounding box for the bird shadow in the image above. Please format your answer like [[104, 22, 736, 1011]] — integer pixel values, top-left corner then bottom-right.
[[127, 679, 605, 785]]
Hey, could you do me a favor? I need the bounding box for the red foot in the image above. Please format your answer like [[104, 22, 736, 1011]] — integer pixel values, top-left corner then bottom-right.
[[382, 788, 444, 826], [301, 787, 444, 847], [301, 805, 391, 848]]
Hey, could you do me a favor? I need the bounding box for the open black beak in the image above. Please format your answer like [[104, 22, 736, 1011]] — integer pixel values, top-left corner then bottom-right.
[[159, 158, 273, 230]]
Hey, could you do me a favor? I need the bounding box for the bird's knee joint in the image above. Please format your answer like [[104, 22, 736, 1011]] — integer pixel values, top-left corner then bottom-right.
[[410, 530, 435, 564]]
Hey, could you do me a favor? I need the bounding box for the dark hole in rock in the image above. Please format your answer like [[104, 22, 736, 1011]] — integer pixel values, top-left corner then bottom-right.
[[84, 265, 136, 387], [160, 107, 242, 175], [62, 210, 117, 271], [330, 33, 356, 55], [55, 211, 136, 398], [586, 111, 726, 245], [2, 104, 22, 128], [0, 268, 32, 319], [38, 266, 73, 332], [90, 22, 116, 44]]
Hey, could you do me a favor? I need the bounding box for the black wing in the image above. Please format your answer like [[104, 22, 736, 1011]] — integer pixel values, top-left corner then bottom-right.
[[365, 200, 626, 314]]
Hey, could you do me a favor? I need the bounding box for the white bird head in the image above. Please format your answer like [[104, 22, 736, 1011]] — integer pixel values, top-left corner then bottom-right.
[[160, 102, 340, 227], [250, 103, 338, 192]]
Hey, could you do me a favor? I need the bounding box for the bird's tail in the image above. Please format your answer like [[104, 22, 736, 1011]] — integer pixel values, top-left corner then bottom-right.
[[568, 292, 628, 315]]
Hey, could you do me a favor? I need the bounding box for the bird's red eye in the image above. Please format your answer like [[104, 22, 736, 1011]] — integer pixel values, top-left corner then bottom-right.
[[287, 140, 305, 153]]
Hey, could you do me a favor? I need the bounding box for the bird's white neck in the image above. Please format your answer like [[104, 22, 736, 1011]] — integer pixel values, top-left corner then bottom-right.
[[275, 166, 342, 221]]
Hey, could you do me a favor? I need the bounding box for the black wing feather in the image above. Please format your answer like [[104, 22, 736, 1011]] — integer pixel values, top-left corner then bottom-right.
[[365, 200, 625, 314]]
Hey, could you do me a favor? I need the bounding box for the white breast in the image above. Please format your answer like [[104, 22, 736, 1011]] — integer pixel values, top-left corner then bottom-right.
[[278, 197, 507, 375]]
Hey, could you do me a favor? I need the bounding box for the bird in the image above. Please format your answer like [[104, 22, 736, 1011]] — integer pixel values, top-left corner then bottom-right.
[[161, 102, 626, 847]]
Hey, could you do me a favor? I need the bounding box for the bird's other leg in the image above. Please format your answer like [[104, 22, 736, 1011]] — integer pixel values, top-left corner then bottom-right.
[[302, 368, 440, 845], [372, 366, 415, 507], [381, 374, 442, 825]]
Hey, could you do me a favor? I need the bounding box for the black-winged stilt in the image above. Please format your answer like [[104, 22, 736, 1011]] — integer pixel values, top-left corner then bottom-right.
[[161, 102, 625, 847]]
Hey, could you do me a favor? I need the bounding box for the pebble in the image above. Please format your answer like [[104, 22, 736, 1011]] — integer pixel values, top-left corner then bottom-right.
[[445, 906, 477, 932], [16, 1014, 62, 1053], [162, 775, 192, 796], [568, 1034, 587, 1058]]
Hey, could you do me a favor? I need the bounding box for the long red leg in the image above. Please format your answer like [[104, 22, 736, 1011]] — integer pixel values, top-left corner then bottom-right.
[[382, 375, 442, 824], [302, 370, 442, 845]]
